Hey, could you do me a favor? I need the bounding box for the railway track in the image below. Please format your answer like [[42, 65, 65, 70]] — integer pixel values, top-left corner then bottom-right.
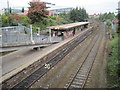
[[65, 28, 104, 89], [31, 25, 101, 88], [10, 30, 93, 89]]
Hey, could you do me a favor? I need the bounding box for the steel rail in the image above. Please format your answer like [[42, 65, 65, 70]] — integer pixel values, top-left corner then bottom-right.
[[10, 31, 93, 89], [66, 29, 103, 89]]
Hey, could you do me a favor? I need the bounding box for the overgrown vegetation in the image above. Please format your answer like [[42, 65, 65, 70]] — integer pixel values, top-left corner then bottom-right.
[[107, 30, 119, 88], [2, 14, 31, 27], [99, 12, 115, 22], [99, 12, 119, 88]]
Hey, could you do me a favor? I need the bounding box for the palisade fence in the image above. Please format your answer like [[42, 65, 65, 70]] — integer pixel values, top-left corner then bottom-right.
[[0, 26, 31, 47], [0, 24, 62, 47]]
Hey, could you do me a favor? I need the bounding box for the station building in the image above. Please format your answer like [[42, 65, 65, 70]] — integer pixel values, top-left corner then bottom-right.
[[46, 22, 89, 40]]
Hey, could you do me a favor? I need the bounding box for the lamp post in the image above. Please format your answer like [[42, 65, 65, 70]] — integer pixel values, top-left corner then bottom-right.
[[7, 0, 10, 14]]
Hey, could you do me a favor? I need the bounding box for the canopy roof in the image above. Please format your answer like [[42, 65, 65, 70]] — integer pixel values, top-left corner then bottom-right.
[[46, 22, 89, 30]]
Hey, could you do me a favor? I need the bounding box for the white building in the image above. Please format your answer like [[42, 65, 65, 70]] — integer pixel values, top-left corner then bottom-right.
[[47, 6, 72, 16], [0, 9, 5, 15], [31, 0, 72, 16], [2, 0, 72, 16]]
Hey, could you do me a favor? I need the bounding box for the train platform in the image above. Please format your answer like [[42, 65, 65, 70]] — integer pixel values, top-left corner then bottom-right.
[[0, 27, 92, 83], [0, 42, 58, 53]]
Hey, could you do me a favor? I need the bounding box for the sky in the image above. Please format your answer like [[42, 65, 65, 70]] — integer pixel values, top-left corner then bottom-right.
[[0, 0, 119, 14]]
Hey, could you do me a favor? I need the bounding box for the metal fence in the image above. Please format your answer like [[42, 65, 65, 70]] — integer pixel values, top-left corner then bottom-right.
[[0, 26, 62, 47], [0, 26, 31, 47], [33, 35, 62, 43]]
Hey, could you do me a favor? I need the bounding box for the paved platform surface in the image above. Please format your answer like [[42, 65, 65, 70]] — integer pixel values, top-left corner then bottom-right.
[[0, 43, 55, 52]]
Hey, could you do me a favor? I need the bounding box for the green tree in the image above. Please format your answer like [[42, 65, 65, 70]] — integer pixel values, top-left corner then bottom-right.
[[82, 8, 88, 21], [59, 11, 73, 24], [2, 14, 18, 27], [22, 7, 24, 13], [9, 7, 12, 14], [69, 7, 88, 22], [69, 8, 77, 22], [99, 12, 115, 22]]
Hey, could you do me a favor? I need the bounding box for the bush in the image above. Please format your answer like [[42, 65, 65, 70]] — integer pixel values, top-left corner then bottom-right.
[[1, 14, 31, 27], [49, 16, 57, 20], [2, 14, 18, 27], [107, 31, 120, 88], [2, 15, 9, 27], [19, 15, 31, 26]]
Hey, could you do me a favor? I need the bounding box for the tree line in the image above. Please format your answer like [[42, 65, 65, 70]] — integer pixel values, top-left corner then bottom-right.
[[28, 2, 88, 23], [69, 7, 88, 22], [99, 12, 115, 22], [2, 1, 88, 30]]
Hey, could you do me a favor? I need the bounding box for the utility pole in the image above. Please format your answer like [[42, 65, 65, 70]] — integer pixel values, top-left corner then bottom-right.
[[118, 1, 120, 13], [0, 15, 2, 27], [7, 0, 10, 26], [7, 0, 10, 14], [117, 1, 120, 34]]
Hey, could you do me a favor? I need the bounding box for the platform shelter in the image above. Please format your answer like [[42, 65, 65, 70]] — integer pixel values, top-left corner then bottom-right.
[[46, 22, 89, 40]]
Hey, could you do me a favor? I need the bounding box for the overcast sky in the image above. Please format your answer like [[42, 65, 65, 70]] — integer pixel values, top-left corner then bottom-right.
[[0, 0, 119, 14]]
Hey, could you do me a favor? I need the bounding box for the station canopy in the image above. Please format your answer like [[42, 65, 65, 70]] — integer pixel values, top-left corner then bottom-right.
[[46, 22, 89, 31]]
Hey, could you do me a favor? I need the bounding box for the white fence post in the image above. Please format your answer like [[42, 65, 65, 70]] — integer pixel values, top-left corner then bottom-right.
[[49, 29, 51, 42], [30, 25, 34, 44], [39, 28, 41, 43]]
